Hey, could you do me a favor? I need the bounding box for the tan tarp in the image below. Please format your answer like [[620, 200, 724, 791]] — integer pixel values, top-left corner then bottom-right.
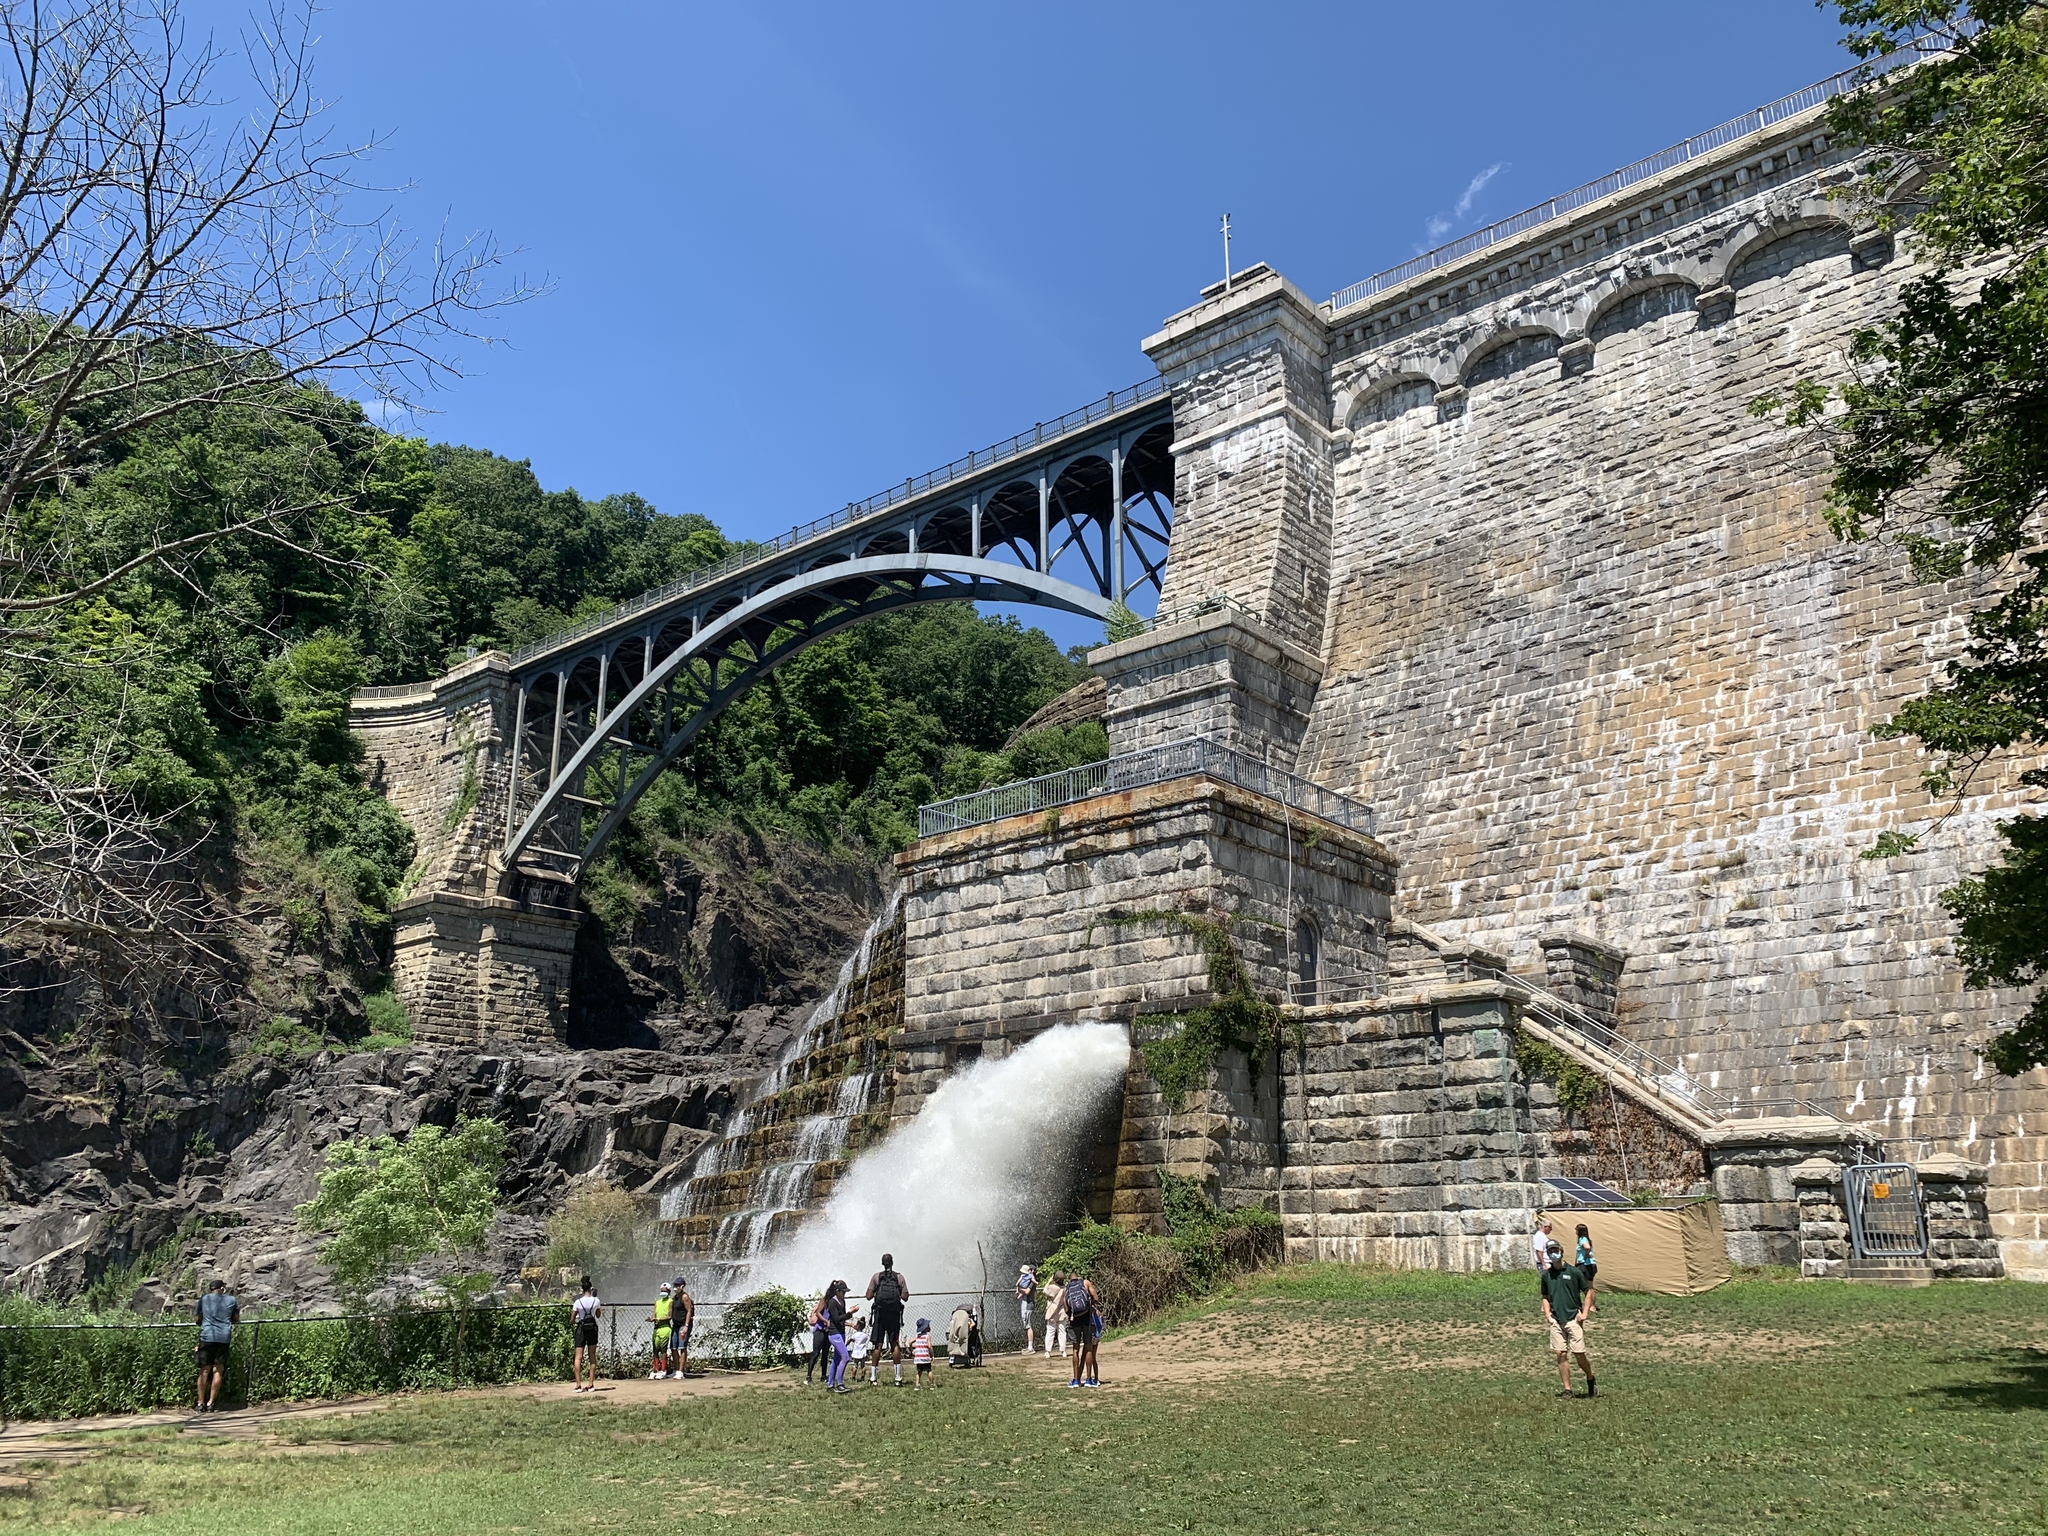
[[1540, 1200, 1731, 1295]]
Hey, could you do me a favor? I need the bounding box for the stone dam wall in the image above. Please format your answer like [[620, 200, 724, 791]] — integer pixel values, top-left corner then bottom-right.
[[1133, 95, 2045, 1275]]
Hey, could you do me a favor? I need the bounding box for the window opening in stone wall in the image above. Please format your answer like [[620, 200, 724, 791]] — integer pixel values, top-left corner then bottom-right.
[[1590, 282, 1699, 344], [1295, 914, 1321, 1005], [1463, 332, 1561, 387]]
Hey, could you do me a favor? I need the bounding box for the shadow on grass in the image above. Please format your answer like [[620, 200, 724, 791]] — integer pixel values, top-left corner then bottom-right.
[[1916, 1348, 2048, 1412]]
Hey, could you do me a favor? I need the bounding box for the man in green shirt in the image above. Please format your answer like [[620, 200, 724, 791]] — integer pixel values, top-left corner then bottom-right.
[[1539, 1240, 1595, 1398]]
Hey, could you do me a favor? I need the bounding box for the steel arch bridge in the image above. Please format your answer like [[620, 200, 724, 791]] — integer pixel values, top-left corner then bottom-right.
[[491, 380, 1175, 900]]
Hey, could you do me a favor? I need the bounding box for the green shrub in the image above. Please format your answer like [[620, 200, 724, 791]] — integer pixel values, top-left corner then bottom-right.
[[296, 1120, 506, 1299], [705, 1288, 808, 1366], [0, 1302, 580, 1418], [541, 1185, 650, 1282], [1040, 1184, 1283, 1328], [360, 987, 413, 1049], [249, 1016, 325, 1061]]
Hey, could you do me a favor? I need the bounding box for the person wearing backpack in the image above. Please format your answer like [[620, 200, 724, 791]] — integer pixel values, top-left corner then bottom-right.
[[1063, 1273, 1101, 1388], [864, 1253, 911, 1387]]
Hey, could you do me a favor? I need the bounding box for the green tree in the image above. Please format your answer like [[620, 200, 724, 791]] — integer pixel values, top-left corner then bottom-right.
[[296, 1120, 507, 1299], [1762, 2, 2048, 1072]]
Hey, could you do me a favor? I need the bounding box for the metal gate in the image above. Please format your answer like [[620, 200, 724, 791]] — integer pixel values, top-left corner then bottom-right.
[[1843, 1162, 1927, 1259]]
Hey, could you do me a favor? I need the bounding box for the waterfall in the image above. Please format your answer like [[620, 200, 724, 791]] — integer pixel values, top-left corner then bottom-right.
[[660, 887, 903, 1267], [751, 1022, 1132, 1296]]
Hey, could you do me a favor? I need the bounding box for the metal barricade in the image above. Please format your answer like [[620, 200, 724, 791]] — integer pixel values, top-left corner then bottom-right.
[[1843, 1162, 1927, 1259]]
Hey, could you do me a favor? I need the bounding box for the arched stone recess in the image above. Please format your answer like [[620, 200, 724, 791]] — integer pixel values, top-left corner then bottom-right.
[[1587, 278, 1703, 345], [1727, 222, 1856, 293], [1457, 326, 1564, 388], [1341, 373, 1438, 434], [1704, 198, 1853, 291]]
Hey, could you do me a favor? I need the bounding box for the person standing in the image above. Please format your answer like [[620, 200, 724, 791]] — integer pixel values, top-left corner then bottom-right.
[[910, 1318, 935, 1390], [571, 1277, 602, 1393], [1574, 1225, 1599, 1318], [848, 1310, 874, 1385], [1015, 1264, 1038, 1353], [864, 1253, 910, 1387], [1044, 1271, 1068, 1360], [1540, 1240, 1596, 1398], [823, 1280, 852, 1395], [672, 1275, 696, 1378], [1531, 1217, 1555, 1272], [805, 1293, 832, 1386], [647, 1284, 675, 1380], [1063, 1272, 1101, 1388], [193, 1279, 238, 1412]]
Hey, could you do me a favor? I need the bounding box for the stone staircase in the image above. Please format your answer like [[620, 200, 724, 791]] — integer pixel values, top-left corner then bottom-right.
[[1385, 918, 1859, 1144]]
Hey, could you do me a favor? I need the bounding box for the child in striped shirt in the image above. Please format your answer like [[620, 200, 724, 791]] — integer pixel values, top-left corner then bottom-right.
[[911, 1318, 934, 1389]]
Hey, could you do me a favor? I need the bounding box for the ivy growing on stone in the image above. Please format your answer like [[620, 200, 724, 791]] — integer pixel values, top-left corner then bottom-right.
[[1513, 1025, 1605, 1116], [1104, 910, 1282, 1110]]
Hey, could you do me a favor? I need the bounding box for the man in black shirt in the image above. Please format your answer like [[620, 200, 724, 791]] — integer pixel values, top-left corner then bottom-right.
[[865, 1253, 910, 1387], [1539, 1240, 1596, 1398]]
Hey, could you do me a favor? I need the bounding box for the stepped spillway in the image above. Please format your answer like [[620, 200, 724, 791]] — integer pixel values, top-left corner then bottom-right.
[[662, 890, 905, 1275]]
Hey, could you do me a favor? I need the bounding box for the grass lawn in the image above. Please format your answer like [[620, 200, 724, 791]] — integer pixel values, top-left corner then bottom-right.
[[3, 1265, 2044, 1535]]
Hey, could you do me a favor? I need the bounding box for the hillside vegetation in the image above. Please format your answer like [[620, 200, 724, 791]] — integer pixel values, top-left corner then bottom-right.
[[4, 379, 1105, 1032]]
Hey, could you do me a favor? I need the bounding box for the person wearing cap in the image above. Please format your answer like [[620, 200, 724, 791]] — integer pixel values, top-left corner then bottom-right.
[[910, 1317, 935, 1389], [648, 1284, 675, 1380], [1539, 1239, 1596, 1399], [1015, 1264, 1038, 1353]]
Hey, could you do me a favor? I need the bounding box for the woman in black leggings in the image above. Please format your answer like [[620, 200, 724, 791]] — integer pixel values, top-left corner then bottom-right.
[[805, 1294, 832, 1385]]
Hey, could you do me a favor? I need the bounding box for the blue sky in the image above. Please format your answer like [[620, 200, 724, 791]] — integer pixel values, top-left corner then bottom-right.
[[193, 1, 1851, 646]]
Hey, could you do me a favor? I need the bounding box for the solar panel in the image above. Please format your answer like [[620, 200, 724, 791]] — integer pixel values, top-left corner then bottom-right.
[[1543, 1176, 1631, 1206]]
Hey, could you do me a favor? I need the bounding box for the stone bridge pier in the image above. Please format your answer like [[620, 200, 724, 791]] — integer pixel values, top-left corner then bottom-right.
[[352, 656, 579, 1047]]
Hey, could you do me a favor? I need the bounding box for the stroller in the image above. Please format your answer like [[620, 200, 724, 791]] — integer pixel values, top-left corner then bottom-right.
[[946, 1304, 984, 1367]]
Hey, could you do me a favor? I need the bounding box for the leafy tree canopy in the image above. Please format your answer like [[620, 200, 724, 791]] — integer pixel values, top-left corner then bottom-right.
[[295, 1119, 507, 1298]]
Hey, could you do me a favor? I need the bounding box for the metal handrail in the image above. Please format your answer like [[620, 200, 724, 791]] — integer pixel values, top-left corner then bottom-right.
[[1117, 591, 1265, 639], [1324, 43, 1934, 316], [1483, 964, 1860, 1126], [354, 681, 436, 702], [501, 376, 1169, 668], [1292, 960, 1859, 1130], [916, 734, 1375, 840]]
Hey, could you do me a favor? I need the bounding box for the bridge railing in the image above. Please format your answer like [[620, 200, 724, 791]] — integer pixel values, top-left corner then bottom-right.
[[916, 734, 1375, 840], [1323, 42, 1935, 316], [505, 376, 1170, 669]]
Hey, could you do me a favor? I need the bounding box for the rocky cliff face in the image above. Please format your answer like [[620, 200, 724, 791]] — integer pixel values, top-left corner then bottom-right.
[[0, 829, 885, 1313]]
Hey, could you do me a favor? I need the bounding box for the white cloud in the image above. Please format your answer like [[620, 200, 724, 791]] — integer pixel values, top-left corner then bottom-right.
[[1419, 162, 1508, 252], [1454, 162, 1505, 218]]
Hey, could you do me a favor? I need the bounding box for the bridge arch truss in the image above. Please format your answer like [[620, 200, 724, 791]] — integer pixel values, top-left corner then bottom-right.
[[495, 386, 1176, 898]]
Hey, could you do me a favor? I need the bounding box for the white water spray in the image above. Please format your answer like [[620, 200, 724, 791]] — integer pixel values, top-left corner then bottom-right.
[[749, 1022, 1131, 1295]]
